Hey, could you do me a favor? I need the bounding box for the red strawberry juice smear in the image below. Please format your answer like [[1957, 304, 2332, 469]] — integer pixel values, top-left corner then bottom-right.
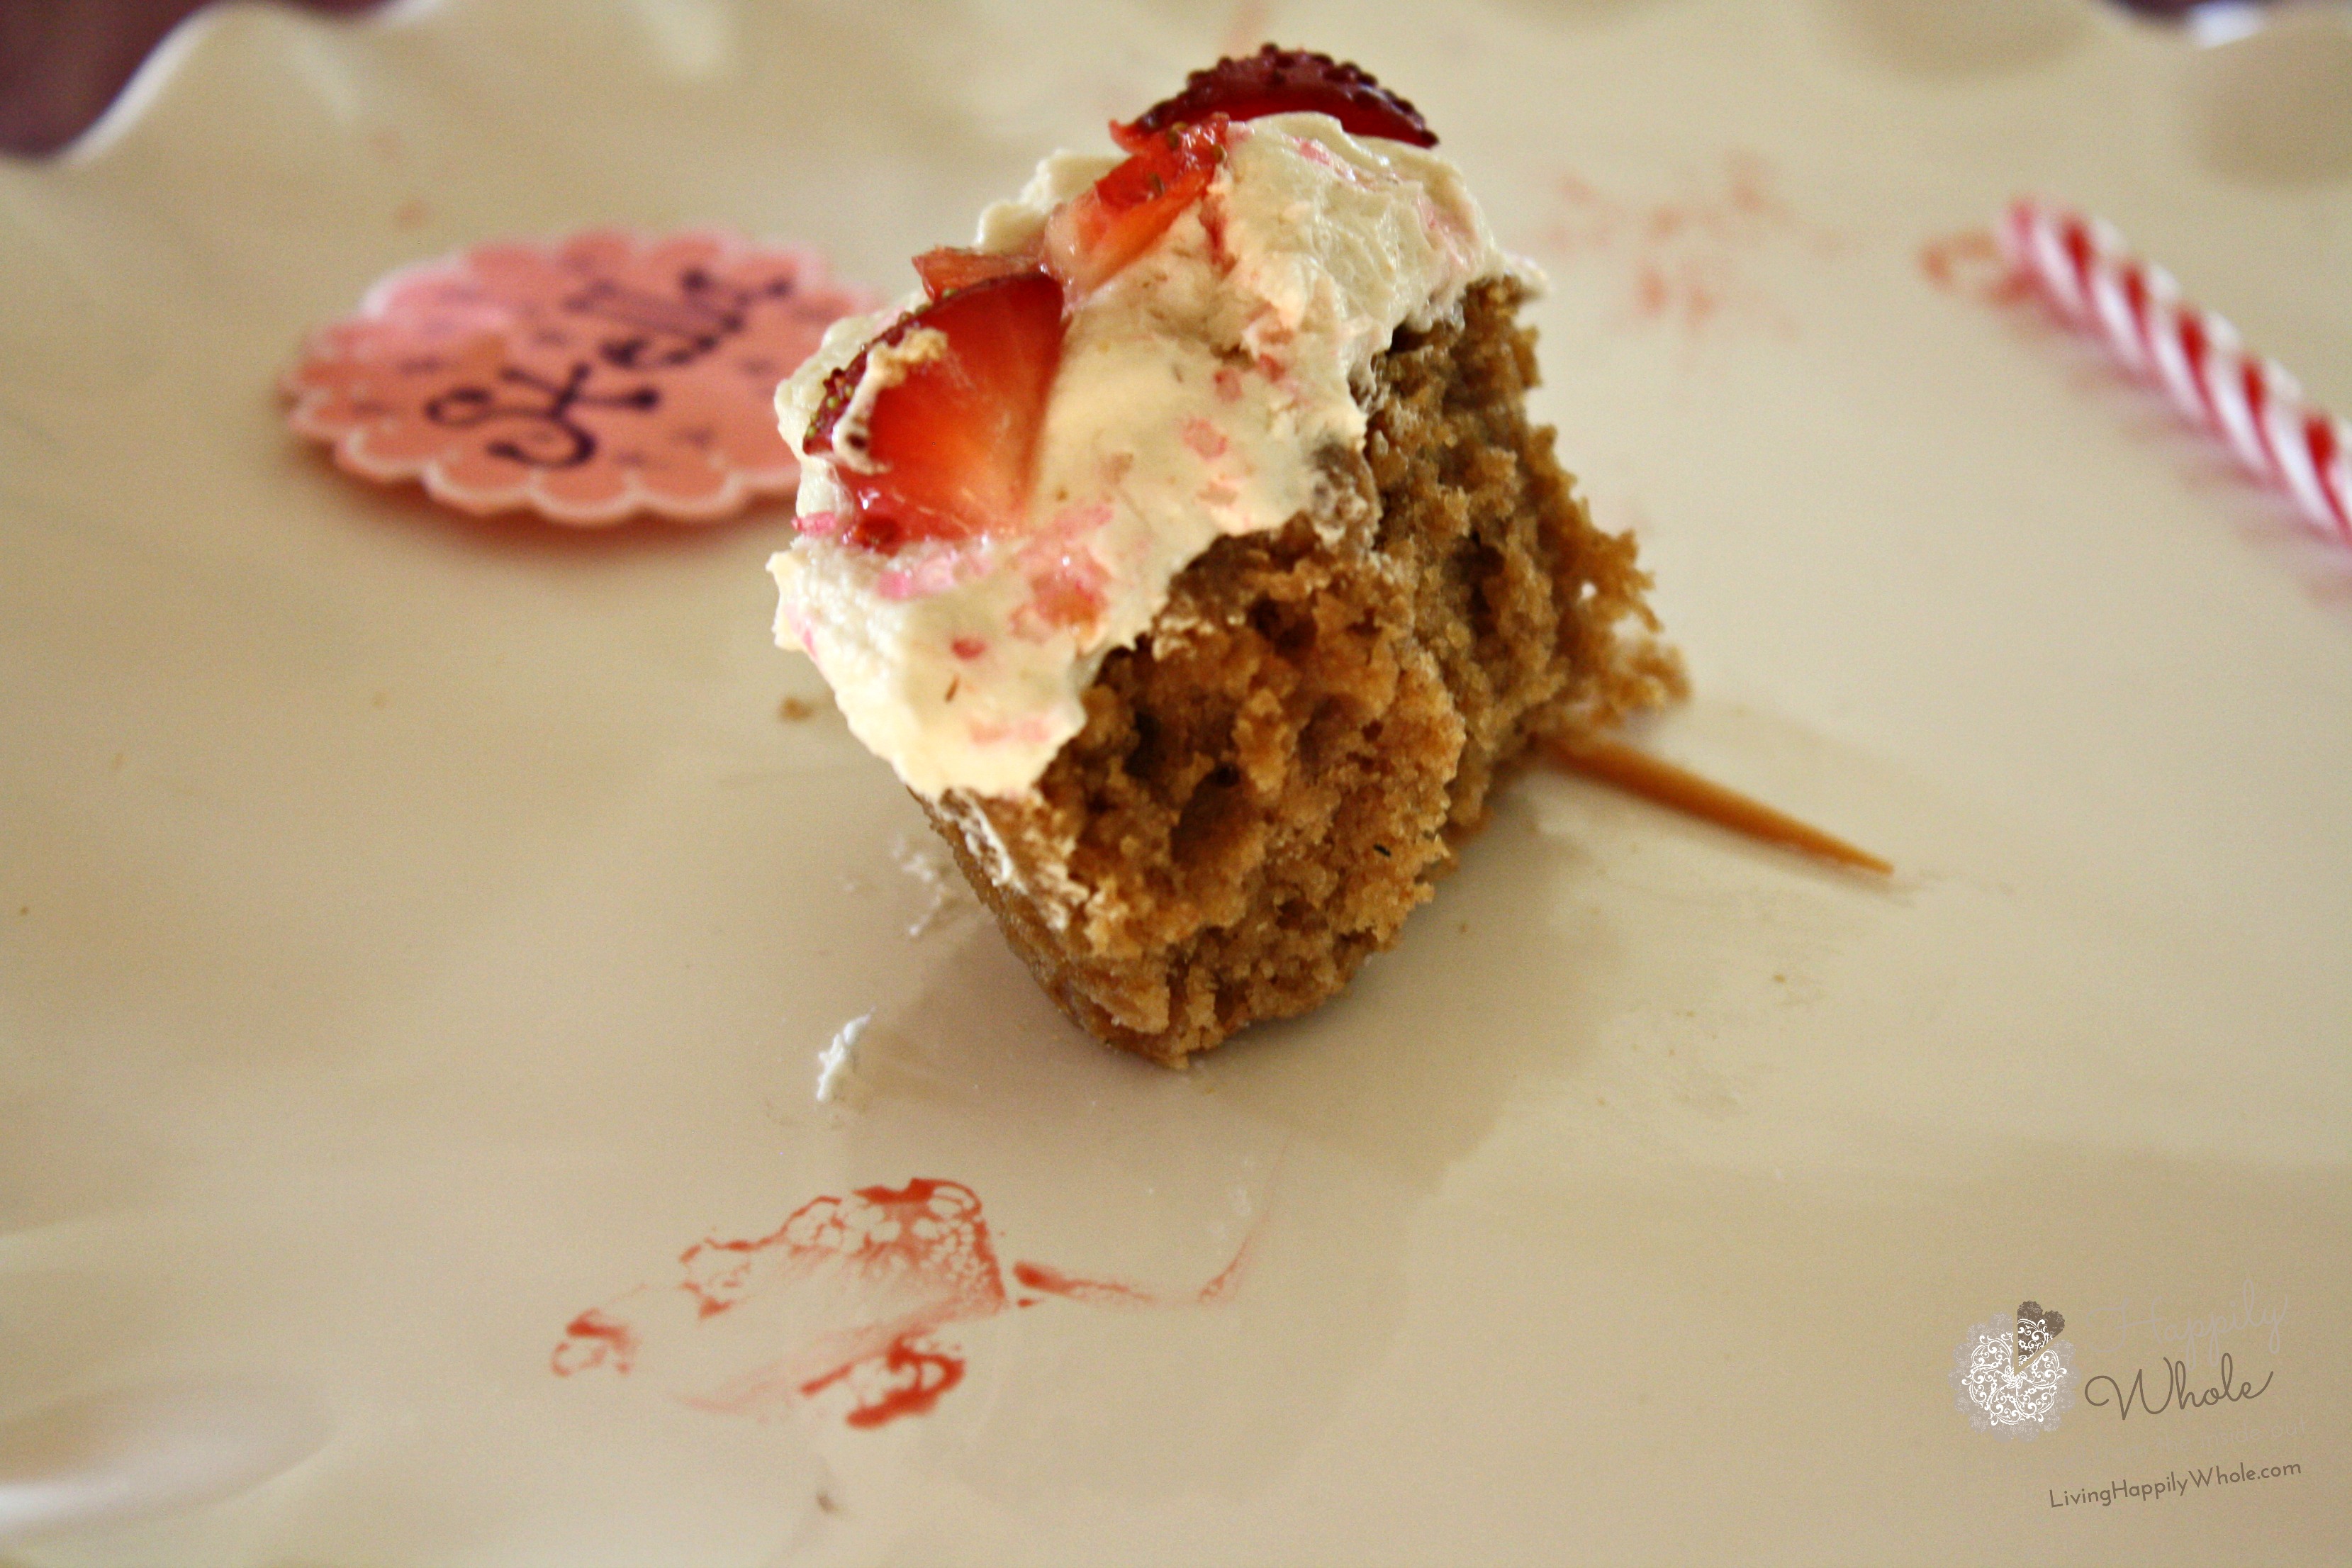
[[554, 1177, 1256, 1430]]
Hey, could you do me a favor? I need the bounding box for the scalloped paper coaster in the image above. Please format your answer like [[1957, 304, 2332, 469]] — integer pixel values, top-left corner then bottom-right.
[[284, 230, 881, 525]]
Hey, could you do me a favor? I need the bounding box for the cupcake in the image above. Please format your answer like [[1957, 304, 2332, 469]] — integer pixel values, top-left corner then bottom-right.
[[773, 49, 1676, 1063]]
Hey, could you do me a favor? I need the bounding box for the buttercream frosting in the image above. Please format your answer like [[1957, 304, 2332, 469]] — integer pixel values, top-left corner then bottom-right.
[[771, 112, 1529, 799]]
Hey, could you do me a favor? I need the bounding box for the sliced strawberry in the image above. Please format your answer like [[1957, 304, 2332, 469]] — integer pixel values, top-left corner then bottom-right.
[[1042, 118, 1228, 296], [1113, 46, 1434, 150], [912, 239, 1045, 302], [804, 269, 1064, 554]]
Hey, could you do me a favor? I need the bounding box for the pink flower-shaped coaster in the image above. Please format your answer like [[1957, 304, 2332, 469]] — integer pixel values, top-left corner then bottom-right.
[[284, 230, 882, 525]]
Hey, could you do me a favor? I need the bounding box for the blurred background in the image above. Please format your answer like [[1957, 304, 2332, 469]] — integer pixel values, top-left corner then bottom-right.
[[0, 0, 2319, 157], [1, 0, 384, 155]]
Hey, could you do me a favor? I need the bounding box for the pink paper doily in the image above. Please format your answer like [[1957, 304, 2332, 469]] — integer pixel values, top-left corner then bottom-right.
[[284, 230, 882, 525]]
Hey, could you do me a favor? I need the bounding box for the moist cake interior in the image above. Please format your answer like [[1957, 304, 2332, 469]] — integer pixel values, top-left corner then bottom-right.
[[924, 278, 1679, 1065]]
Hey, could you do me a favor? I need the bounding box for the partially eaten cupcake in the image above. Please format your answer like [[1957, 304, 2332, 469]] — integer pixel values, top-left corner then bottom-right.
[[773, 49, 1678, 1064]]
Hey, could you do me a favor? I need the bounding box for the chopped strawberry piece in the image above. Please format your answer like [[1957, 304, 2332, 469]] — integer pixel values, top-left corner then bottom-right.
[[912, 240, 1045, 301], [804, 269, 1065, 553], [1043, 119, 1228, 296], [1113, 46, 1434, 150], [1024, 559, 1108, 632]]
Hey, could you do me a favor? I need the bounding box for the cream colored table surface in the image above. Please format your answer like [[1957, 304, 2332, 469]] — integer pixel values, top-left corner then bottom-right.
[[3, 1, 2348, 1562]]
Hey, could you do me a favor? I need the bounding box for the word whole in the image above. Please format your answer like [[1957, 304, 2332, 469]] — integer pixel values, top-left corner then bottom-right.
[[2083, 1353, 2274, 1423]]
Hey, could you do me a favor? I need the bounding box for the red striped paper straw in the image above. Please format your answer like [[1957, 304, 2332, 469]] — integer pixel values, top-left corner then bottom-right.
[[1999, 198, 2350, 546]]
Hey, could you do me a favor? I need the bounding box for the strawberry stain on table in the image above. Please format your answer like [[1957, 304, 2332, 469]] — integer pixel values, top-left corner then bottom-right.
[[554, 1177, 1255, 1429], [1008, 1260, 1155, 1306], [1523, 153, 1840, 341], [549, 1307, 640, 1377], [1917, 226, 2031, 303]]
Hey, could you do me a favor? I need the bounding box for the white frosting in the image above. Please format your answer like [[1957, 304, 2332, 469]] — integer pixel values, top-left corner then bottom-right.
[[771, 113, 1528, 800]]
